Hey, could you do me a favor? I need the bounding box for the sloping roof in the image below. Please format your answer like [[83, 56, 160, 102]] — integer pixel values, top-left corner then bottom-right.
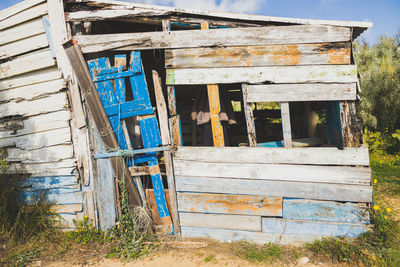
[[71, 0, 372, 39]]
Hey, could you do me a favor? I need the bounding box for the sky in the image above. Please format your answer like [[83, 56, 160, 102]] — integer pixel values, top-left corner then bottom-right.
[[1, 0, 399, 44]]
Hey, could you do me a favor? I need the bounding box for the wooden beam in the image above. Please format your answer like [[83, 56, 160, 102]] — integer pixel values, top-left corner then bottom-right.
[[63, 43, 142, 208], [173, 146, 370, 166], [165, 42, 351, 68], [246, 83, 357, 102], [75, 25, 351, 53], [280, 102, 292, 148], [152, 70, 180, 234], [242, 84, 256, 147], [166, 65, 358, 85]]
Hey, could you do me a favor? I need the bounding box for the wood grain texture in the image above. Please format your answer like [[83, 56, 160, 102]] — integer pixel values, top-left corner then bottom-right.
[[180, 227, 323, 245], [175, 176, 373, 202], [6, 144, 74, 163], [165, 42, 351, 68], [207, 84, 224, 147], [169, 115, 182, 146], [0, 67, 61, 90], [0, 17, 45, 46], [173, 146, 370, 166], [5, 159, 76, 176], [166, 65, 357, 85], [0, 0, 45, 21], [246, 83, 357, 102], [51, 204, 83, 214], [180, 212, 261, 231], [262, 218, 367, 237], [177, 192, 282, 216], [241, 84, 257, 146], [173, 160, 371, 185], [0, 2, 47, 31], [0, 50, 56, 79], [76, 25, 351, 53], [0, 33, 49, 60], [280, 102, 292, 148], [146, 189, 172, 225], [283, 199, 369, 224]]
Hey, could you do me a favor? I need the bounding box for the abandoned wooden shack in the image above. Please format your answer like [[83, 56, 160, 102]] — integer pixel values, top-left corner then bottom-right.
[[0, 0, 373, 243]]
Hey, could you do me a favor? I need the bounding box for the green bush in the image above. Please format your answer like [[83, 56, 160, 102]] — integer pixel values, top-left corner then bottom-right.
[[66, 216, 108, 245], [364, 129, 400, 154]]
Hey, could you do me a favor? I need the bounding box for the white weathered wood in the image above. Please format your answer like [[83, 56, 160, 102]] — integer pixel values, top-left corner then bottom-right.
[[177, 192, 282, 217], [165, 42, 351, 68], [66, 8, 170, 21], [51, 204, 83, 214], [0, 110, 71, 138], [0, 49, 56, 79], [166, 65, 357, 85], [242, 84, 257, 146], [0, 18, 45, 46], [0, 33, 49, 60], [0, 78, 66, 103], [181, 226, 323, 245], [152, 70, 170, 145], [0, 2, 47, 31], [0, 0, 45, 22], [0, 67, 61, 90], [280, 102, 293, 148], [6, 160, 76, 176], [76, 25, 351, 53], [173, 160, 370, 185], [6, 144, 74, 163], [179, 212, 261, 232], [0, 127, 71, 150], [0, 92, 69, 118], [175, 176, 373, 203], [246, 83, 357, 102], [173, 146, 370, 166]]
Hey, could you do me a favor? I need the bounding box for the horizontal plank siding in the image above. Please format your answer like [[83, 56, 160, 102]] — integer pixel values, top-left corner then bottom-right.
[[262, 218, 367, 237], [51, 204, 83, 214], [173, 160, 371, 185], [0, 33, 49, 59], [246, 83, 357, 102], [0, 0, 45, 21], [0, 2, 47, 31], [283, 199, 369, 224], [21, 175, 78, 189], [0, 17, 45, 46], [180, 227, 323, 245], [6, 144, 74, 163], [173, 146, 370, 166], [180, 212, 261, 231], [6, 160, 76, 176], [165, 42, 351, 68], [177, 193, 282, 216], [175, 176, 372, 202], [166, 65, 357, 85], [0, 67, 61, 90], [76, 25, 351, 53]]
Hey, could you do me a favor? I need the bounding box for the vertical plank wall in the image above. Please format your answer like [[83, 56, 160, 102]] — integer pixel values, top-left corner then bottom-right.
[[0, 0, 82, 227]]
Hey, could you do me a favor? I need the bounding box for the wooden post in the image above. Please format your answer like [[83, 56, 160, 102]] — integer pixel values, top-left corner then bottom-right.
[[63, 43, 142, 208], [242, 84, 257, 147], [201, 22, 224, 147], [280, 102, 293, 148], [152, 70, 180, 233]]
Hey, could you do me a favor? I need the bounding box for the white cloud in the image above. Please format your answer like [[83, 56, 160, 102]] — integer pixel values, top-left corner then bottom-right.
[[131, 0, 265, 14]]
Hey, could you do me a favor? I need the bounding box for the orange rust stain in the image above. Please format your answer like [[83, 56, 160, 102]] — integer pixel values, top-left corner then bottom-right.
[[325, 47, 351, 64], [272, 44, 301, 65]]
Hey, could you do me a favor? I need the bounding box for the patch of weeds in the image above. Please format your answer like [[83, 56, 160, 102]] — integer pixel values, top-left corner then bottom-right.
[[66, 216, 109, 245], [203, 254, 216, 262], [233, 241, 282, 263], [2, 246, 43, 266]]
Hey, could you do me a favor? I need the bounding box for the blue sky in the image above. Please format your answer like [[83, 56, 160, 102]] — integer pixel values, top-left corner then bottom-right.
[[1, 0, 399, 44]]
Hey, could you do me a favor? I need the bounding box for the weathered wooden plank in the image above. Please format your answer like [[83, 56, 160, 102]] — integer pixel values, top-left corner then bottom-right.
[[0, 67, 61, 90], [5, 160, 76, 176], [167, 85, 177, 115], [174, 160, 371, 185], [0, 18, 45, 46], [66, 8, 170, 21], [175, 176, 373, 202], [242, 84, 257, 146], [173, 146, 370, 166], [0, 50, 56, 79], [0, 0, 45, 22], [180, 212, 261, 232], [169, 115, 182, 146], [262, 218, 367, 237], [280, 102, 292, 148], [6, 144, 74, 163], [246, 83, 357, 102], [0, 33, 49, 60], [177, 192, 282, 217], [165, 42, 351, 68], [0, 78, 66, 103], [0, 2, 47, 31], [283, 199, 369, 224], [21, 175, 78, 189], [166, 65, 357, 85], [181, 227, 323, 245], [0, 127, 71, 150], [76, 25, 351, 53], [0, 92, 69, 119], [51, 204, 83, 214], [23, 189, 82, 205], [0, 110, 71, 139]]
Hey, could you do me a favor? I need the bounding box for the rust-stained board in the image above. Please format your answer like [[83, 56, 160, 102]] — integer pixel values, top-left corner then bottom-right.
[[146, 189, 172, 225], [177, 193, 282, 217]]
